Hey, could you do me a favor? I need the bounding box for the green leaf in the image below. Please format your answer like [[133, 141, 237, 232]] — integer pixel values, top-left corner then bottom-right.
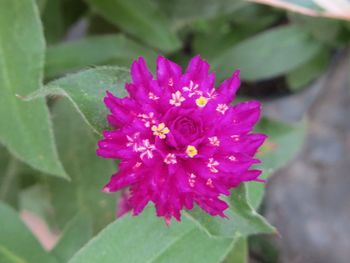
[[0, 246, 26, 263], [156, 0, 244, 29], [0, 202, 57, 263], [27, 66, 129, 134], [287, 50, 330, 92], [211, 25, 322, 81], [222, 237, 247, 263], [289, 13, 340, 45], [35, 0, 47, 13], [52, 212, 93, 262], [0, 0, 67, 178], [45, 35, 156, 79], [247, 118, 306, 209], [257, 118, 306, 174], [0, 149, 19, 207], [187, 184, 275, 238], [69, 206, 236, 263], [19, 184, 53, 224], [47, 99, 117, 231], [85, 0, 181, 52], [41, 0, 65, 44]]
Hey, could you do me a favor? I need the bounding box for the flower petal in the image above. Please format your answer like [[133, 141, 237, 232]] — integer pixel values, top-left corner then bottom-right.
[[216, 70, 240, 104]]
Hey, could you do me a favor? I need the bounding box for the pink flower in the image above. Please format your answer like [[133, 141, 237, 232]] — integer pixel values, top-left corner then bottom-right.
[[97, 55, 266, 223]]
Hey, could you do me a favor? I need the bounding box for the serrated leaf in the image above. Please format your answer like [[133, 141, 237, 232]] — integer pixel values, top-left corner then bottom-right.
[[211, 25, 322, 81], [0, 0, 66, 178], [47, 99, 116, 231], [52, 212, 93, 262], [45, 35, 157, 79], [0, 202, 57, 263], [27, 66, 129, 134], [187, 184, 275, 238], [85, 0, 181, 52], [68, 206, 236, 263]]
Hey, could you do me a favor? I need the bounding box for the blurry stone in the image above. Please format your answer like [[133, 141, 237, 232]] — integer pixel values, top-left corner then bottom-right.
[[264, 51, 350, 263]]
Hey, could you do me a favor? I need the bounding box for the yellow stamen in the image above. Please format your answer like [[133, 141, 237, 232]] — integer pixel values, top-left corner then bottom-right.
[[186, 145, 198, 158], [151, 123, 170, 139], [195, 96, 208, 108]]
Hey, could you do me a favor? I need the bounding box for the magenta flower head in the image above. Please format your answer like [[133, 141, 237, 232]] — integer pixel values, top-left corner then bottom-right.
[[97, 55, 266, 224]]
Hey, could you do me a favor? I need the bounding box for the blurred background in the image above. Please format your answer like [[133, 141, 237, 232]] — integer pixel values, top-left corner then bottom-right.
[[1, 0, 350, 262]]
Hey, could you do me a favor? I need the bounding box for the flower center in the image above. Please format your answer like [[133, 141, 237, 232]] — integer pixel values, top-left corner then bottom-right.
[[163, 108, 204, 148], [186, 145, 198, 158]]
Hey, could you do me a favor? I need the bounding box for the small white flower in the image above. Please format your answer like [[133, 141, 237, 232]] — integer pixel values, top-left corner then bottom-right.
[[138, 112, 156, 127], [207, 158, 219, 173], [126, 132, 140, 152], [148, 92, 159, 101], [182, 81, 200, 97], [216, 104, 228, 114], [137, 139, 156, 159], [208, 136, 220, 146], [169, 91, 185, 106], [206, 88, 217, 99], [164, 153, 177, 164]]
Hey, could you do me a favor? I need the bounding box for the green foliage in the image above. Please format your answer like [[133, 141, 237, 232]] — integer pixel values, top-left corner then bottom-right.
[[287, 50, 330, 91], [29, 67, 129, 133], [0, 202, 57, 263], [0, 0, 66, 178], [51, 212, 93, 262], [68, 206, 236, 263], [47, 99, 117, 231], [187, 184, 275, 238], [86, 0, 181, 52], [222, 237, 248, 263], [1, 0, 344, 261], [247, 118, 306, 209], [211, 25, 322, 81], [45, 35, 157, 79]]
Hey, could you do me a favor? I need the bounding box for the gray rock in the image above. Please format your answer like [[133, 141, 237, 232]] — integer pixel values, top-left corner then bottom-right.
[[264, 51, 350, 263]]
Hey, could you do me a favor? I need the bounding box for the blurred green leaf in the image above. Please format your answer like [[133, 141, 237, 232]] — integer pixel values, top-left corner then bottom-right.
[[69, 206, 236, 263], [257, 118, 306, 173], [36, 0, 47, 13], [0, 149, 19, 207], [157, 0, 244, 29], [212, 25, 322, 81], [85, 0, 181, 52], [193, 4, 282, 62], [249, 235, 279, 263], [45, 35, 156, 79], [27, 66, 129, 134], [52, 212, 93, 262], [0, 0, 67, 178], [287, 50, 330, 91], [289, 13, 340, 46], [247, 118, 306, 209], [41, 0, 65, 44], [19, 184, 53, 224], [47, 99, 116, 231], [222, 237, 247, 263], [0, 202, 57, 263], [187, 184, 275, 238]]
